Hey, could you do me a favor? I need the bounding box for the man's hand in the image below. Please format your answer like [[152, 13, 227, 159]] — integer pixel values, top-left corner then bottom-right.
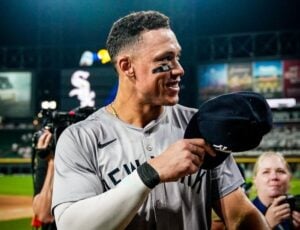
[[148, 138, 215, 182], [265, 195, 291, 228], [37, 130, 52, 149]]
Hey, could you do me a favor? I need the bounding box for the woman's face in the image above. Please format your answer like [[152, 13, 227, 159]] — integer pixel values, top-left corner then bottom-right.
[[254, 155, 291, 199]]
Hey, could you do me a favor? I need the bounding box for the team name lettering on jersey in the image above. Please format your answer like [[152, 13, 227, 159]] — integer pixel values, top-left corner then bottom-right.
[[101, 158, 206, 193], [101, 159, 142, 191], [180, 169, 206, 194]]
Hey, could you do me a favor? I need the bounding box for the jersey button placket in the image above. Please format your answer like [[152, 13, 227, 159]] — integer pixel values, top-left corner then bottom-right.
[[146, 145, 152, 151], [143, 130, 153, 157]]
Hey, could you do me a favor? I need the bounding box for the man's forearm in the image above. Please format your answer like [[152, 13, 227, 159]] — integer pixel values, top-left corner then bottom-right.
[[54, 170, 150, 230], [33, 159, 55, 223], [235, 208, 270, 230], [215, 188, 270, 230]]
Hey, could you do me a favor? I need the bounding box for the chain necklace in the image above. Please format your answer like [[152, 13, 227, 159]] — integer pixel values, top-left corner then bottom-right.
[[110, 103, 119, 118]]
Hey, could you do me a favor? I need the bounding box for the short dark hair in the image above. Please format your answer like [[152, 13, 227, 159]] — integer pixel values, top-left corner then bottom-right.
[[106, 11, 170, 63]]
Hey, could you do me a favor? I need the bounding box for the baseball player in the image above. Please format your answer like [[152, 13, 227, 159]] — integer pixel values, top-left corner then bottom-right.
[[52, 11, 269, 230]]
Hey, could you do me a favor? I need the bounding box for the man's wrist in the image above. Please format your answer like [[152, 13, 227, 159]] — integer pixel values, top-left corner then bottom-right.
[[137, 162, 160, 189]]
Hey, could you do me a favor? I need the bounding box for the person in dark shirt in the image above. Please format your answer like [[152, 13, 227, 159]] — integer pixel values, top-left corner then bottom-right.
[[32, 129, 56, 230], [252, 151, 300, 230]]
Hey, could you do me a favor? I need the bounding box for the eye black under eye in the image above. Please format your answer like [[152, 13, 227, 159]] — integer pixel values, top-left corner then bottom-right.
[[152, 64, 172, 73]]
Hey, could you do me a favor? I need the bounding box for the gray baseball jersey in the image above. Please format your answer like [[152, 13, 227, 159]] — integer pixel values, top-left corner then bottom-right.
[[52, 104, 244, 230]]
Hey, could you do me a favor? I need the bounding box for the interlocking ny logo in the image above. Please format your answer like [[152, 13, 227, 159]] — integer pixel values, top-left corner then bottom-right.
[[212, 144, 232, 153], [98, 138, 117, 149]]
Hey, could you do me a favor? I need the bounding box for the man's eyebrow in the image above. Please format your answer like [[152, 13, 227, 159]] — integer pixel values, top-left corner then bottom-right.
[[154, 50, 181, 60]]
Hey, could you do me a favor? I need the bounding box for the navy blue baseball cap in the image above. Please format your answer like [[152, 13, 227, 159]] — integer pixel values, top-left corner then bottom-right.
[[184, 91, 273, 169]]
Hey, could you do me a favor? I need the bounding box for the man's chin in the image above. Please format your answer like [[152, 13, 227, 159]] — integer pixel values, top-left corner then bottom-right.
[[164, 101, 178, 106], [165, 96, 179, 105], [156, 95, 179, 106]]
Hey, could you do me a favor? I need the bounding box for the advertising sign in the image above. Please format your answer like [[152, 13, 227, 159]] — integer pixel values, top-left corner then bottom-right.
[[0, 71, 34, 118], [60, 67, 117, 111], [283, 60, 300, 102], [197, 64, 227, 102], [227, 62, 252, 92], [252, 60, 283, 98]]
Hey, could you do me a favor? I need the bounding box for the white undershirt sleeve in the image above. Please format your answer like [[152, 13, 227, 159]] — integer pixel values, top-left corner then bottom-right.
[[54, 170, 151, 230]]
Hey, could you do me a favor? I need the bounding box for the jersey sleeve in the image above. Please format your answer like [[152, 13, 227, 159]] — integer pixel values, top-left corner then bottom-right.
[[52, 125, 102, 210], [210, 155, 244, 200]]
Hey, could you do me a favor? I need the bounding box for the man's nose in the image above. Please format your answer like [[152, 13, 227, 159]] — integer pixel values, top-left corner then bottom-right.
[[171, 60, 184, 77]]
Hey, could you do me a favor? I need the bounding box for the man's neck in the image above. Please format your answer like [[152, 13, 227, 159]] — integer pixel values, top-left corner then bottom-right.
[[108, 99, 164, 128]]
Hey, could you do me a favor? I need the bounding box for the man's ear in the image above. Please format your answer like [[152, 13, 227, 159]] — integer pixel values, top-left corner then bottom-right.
[[118, 56, 135, 78]]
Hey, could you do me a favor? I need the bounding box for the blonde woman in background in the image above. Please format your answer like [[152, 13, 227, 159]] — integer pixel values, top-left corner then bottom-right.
[[252, 151, 300, 230]]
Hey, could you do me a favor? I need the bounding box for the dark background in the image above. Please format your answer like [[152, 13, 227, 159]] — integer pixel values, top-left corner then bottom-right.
[[0, 0, 299, 115], [0, 0, 299, 46]]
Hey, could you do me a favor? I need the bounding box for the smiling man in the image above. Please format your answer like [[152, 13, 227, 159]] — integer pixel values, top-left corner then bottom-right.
[[52, 11, 269, 230]]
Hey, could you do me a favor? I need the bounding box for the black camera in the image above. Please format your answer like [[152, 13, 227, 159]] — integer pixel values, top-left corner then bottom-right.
[[283, 194, 300, 212], [32, 106, 96, 159]]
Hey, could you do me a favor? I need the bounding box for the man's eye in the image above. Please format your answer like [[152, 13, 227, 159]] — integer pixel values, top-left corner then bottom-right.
[[159, 54, 180, 64], [161, 55, 173, 62]]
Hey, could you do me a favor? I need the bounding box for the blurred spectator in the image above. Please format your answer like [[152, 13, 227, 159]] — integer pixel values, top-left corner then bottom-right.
[[252, 151, 300, 230], [32, 129, 56, 230]]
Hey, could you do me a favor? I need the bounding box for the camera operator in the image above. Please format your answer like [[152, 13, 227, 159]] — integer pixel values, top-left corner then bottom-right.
[[32, 128, 56, 230], [252, 151, 300, 230], [31, 106, 95, 229]]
